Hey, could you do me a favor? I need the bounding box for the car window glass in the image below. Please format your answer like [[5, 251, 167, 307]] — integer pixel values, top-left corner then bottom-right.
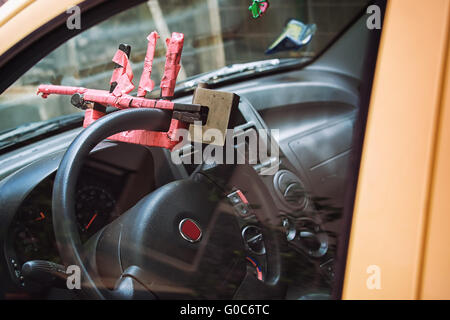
[[0, 0, 368, 132]]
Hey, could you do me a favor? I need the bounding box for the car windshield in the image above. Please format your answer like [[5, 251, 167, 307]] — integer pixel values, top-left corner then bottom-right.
[[0, 0, 368, 134]]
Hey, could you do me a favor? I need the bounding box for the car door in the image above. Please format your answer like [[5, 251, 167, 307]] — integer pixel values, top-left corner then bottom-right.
[[343, 0, 450, 300]]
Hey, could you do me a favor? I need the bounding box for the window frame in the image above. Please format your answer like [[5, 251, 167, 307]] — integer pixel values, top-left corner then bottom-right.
[[0, 0, 147, 95]]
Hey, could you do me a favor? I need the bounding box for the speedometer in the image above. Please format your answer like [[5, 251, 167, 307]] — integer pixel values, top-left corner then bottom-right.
[[12, 205, 60, 265], [75, 185, 116, 241], [12, 178, 120, 265]]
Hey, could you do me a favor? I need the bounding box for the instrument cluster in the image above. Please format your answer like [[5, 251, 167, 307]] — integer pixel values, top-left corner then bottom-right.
[[11, 166, 126, 266]]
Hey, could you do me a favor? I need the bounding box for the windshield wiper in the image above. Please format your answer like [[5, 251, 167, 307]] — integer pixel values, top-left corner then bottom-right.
[[0, 113, 84, 151], [174, 58, 309, 94]]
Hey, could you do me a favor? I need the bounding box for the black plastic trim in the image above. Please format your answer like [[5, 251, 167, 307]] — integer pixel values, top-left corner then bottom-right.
[[331, 0, 387, 300]]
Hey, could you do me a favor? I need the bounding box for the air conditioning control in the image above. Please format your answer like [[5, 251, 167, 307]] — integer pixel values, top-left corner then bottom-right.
[[292, 217, 328, 258]]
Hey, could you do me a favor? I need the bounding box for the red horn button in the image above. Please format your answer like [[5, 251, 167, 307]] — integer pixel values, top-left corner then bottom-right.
[[179, 219, 202, 243]]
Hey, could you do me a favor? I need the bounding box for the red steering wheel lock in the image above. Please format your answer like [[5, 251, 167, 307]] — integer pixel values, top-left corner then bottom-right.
[[37, 31, 237, 150]]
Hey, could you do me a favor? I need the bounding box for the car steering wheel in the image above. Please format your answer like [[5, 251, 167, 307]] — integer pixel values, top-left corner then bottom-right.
[[52, 108, 284, 299]]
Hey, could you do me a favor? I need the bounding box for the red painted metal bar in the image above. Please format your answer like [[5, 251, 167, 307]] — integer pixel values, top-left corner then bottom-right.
[[36, 31, 190, 150], [161, 32, 184, 99], [137, 31, 159, 97]]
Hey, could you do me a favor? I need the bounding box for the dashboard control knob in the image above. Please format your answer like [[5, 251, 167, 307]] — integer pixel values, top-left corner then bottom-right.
[[282, 217, 296, 241], [292, 217, 328, 258], [241, 226, 266, 255]]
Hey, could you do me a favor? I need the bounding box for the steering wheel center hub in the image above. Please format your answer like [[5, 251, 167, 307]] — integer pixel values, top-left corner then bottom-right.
[[100, 179, 247, 299]]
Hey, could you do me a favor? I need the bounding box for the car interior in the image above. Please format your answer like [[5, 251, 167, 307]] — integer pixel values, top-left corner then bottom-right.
[[0, 1, 380, 300]]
